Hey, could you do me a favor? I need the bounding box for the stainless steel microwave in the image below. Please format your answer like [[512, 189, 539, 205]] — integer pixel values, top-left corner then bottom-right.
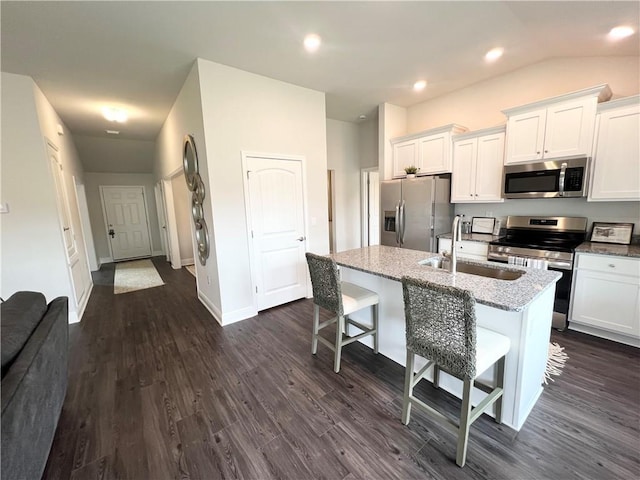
[[503, 157, 589, 199]]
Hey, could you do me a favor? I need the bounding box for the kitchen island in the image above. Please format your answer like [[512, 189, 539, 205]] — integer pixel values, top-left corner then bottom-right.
[[329, 245, 561, 431]]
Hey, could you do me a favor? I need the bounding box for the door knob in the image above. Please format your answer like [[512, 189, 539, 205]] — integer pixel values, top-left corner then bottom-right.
[[296, 236, 306, 242], [108, 228, 115, 238]]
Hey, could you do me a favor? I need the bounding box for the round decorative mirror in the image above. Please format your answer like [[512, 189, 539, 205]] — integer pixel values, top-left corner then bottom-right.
[[195, 218, 210, 265], [183, 134, 199, 191]]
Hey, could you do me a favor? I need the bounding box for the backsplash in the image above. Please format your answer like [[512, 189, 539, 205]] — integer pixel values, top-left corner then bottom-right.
[[454, 198, 640, 234]]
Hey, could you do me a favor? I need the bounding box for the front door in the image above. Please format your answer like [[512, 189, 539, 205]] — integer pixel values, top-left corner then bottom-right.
[[101, 186, 152, 261], [245, 155, 307, 311]]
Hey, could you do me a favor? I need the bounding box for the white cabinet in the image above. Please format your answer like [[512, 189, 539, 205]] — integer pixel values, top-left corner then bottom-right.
[[502, 85, 612, 165], [569, 253, 640, 345], [391, 124, 467, 178], [451, 126, 505, 203], [438, 238, 488, 262], [589, 95, 640, 201]]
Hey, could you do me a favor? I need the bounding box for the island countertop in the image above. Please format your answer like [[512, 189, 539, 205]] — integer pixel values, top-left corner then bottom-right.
[[330, 245, 561, 312]]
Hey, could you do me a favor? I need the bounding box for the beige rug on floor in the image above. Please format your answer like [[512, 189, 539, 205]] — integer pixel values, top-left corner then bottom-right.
[[544, 342, 568, 384], [114, 259, 165, 294], [185, 264, 196, 277]]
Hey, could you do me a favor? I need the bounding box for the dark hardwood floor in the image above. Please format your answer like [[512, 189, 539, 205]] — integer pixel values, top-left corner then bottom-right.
[[43, 257, 640, 479]]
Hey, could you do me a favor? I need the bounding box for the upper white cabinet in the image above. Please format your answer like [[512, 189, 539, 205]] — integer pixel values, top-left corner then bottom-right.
[[391, 124, 467, 178], [589, 95, 640, 202], [451, 126, 505, 203], [502, 85, 612, 165]]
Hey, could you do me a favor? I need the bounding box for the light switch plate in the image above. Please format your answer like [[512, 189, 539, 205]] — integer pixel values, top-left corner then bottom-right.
[[0, 203, 9, 214]]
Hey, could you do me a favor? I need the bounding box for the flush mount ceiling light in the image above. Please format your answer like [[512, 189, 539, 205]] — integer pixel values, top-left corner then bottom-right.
[[304, 33, 321, 52], [485, 47, 504, 62], [413, 80, 427, 91], [106, 130, 120, 135], [608, 26, 635, 39], [102, 106, 128, 123]]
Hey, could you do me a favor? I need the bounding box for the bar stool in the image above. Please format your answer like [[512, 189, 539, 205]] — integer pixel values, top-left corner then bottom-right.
[[305, 253, 379, 373], [400, 276, 510, 467]]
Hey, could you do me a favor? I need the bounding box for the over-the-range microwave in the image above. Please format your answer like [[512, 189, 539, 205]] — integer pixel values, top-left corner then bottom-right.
[[503, 156, 589, 199]]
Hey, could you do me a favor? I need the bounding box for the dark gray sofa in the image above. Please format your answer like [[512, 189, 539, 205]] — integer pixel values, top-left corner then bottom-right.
[[1, 292, 68, 480]]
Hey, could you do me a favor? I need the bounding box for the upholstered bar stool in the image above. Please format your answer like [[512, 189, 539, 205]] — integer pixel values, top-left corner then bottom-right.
[[400, 276, 510, 467], [305, 253, 379, 373]]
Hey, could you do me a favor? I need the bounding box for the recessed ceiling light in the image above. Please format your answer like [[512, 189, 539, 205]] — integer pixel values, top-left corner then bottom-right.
[[106, 130, 120, 135], [102, 107, 128, 123], [413, 80, 427, 91], [485, 47, 504, 62], [304, 33, 321, 52], [609, 26, 635, 39]]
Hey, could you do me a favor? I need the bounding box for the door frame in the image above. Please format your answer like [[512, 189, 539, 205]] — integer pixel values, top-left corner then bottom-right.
[[154, 181, 170, 262], [99, 185, 154, 262], [361, 167, 380, 247], [241, 151, 310, 312], [161, 167, 184, 269]]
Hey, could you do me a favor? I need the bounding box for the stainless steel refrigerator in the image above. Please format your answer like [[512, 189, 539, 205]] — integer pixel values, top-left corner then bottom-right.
[[380, 175, 453, 252]]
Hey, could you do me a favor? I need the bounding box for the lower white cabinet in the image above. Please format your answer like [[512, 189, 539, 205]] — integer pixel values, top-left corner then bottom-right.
[[569, 253, 640, 345], [438, 238, 488, 262]]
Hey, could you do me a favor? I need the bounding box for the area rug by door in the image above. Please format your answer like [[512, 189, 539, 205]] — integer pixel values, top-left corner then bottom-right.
[[114, 259, 165, 294], [544, 342, 568, 384]]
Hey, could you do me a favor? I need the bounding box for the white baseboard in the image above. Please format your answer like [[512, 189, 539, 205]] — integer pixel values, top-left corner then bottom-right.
[[181, 258, 195, 266], [197, 291, 257, 326], [99, 256, 113, 265], [568, 323, 640, 347]]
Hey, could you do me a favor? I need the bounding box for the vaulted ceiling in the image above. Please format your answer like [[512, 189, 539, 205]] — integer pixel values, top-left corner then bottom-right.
[[2, 1, 638, 171]]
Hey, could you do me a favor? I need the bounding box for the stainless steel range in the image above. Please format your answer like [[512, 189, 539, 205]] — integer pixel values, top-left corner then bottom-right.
[[488, 216, 587, 330]]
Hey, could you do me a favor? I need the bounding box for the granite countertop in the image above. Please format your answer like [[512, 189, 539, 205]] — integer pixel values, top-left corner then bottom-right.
[[575, 242, 640, 258], [438, 232, 503, 243], [329, 245, 561, 312]]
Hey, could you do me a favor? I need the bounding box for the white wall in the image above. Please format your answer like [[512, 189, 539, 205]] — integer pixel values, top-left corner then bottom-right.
[[75, 135, 156, 173], [196, 58, 328, 323], [378, 102, 407, 180], [154, 62, 223, 318], [406, 56, 640, 133], [358, 116, 379, 169], [84, 172, 163, 263], [1, 72, 90, 322], [170, 174, 194, 265], [327, 119, 362, 252]]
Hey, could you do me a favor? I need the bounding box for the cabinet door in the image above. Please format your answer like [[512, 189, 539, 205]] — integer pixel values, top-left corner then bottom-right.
[[418, 132, 451, 174], [451, 138, 477, 203], [571, 269, 640, 337], [544, 98, 597, 159], [392, 139, 417, 178], [474, 132, 505, 202], [590, 103, 640, 201], [504, 109, 546, 164]]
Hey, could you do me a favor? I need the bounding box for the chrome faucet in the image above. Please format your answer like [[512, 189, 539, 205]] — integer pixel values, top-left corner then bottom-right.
[[449, 215, 462, 274]]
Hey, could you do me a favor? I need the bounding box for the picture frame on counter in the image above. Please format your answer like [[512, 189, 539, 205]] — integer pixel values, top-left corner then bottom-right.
[[471, 216, 495, 234], [589, 222, 634, 245]]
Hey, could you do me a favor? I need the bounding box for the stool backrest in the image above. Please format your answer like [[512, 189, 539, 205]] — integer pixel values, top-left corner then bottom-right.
[[306, 252, 343, 315], [401, 276, 477, 380]]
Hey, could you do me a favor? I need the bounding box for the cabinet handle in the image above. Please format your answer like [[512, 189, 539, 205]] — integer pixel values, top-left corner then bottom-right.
[[608, 264, 616, 268], [536, 151, 540, 154], [475, 194, 478, 196]]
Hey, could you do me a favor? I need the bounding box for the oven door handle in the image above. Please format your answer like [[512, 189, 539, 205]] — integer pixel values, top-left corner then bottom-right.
[[487, 252, 573, 270], [558, 162, 567, 197]]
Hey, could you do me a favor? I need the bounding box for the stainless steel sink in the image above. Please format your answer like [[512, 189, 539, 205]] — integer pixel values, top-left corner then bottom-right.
[[455, 262, 524, 280], [420, 258, 524, 280]]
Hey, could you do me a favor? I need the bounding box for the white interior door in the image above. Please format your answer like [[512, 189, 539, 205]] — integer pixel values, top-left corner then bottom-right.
[[245, 155, 307, 311], [154, 182, 170, 260], [48, 142, 78, 263], [101, 186, 152, 261]]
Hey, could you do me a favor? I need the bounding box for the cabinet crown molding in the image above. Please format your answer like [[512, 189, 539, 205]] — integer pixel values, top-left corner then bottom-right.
[[502, 84, 612, 116], [453, 124, 506, 141], [390, 123, 467, 144], [597, 94, 640, 112]]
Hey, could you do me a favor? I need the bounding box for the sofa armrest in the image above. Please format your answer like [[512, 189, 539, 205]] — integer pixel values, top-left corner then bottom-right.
[[1, 297, 68, 480]]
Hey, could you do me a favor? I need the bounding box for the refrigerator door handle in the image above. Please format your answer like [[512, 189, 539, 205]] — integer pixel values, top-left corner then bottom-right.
[[395, 202, 401, 245], [399, 200, 406, 245]]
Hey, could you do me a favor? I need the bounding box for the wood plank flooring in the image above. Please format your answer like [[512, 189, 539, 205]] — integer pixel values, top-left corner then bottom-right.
[[43, 257, 640, 479]]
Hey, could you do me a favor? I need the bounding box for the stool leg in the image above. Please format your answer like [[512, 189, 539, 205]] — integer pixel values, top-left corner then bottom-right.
[[402, 350, 415, 425], [311, 304, 320, 355], [334, 315, 345, 373], [372, 304, 379, 354], [456, 378, 473, 467], [494, 356, 506, 424], [344, 315, 350, 337], [433, 365, 440, 389]]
